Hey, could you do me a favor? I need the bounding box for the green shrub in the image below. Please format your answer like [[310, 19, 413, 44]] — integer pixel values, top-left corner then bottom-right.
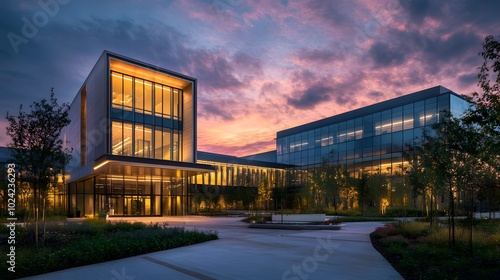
[[0, 221, 218, 279], [399, 222, 430, 239], [242, 215, 271, 223], [321, 208, 362, 216], [385, 207, 447, 217], [372, 221, 500, 280]]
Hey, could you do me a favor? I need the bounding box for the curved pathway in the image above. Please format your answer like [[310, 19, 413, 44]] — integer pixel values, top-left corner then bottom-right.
[[24, 216, 403, 280]]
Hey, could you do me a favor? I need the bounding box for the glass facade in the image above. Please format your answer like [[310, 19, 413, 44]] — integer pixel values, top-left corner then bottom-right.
[[193, 160, 289, 189], [65, 53, 205, 217], [111, 71, 182, 161], [68, 173, 189, 217], [190, 154, 302, 211], [277, 92, 470, 176]]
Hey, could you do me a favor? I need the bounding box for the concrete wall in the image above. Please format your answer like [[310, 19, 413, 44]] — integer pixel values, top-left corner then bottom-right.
[[182, 82, 196, 163], [272, 214, 326, 223]]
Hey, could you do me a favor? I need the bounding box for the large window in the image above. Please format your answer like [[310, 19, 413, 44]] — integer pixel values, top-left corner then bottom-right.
[[112, 73, 123, 109], [112, 121, 181, 161], [111, 71, 184, 161], [111, 71, 182, 119]]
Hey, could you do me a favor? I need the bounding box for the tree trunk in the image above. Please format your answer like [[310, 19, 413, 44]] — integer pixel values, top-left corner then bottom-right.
[[469, 188, 473, 254], [34, 185, 38, 249], [449, 187, 456, 247], [42, 197, 46, 246], [430, 191, 434, 226]]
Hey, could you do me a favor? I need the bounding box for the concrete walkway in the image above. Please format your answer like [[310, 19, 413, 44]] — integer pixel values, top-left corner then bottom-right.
[[23, 216, 403, 280]]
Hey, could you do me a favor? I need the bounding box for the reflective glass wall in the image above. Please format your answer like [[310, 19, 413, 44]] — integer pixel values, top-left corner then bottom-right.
[[277, 93, 468, 176]]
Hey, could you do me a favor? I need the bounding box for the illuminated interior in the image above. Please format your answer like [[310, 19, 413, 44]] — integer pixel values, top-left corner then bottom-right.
[[276, 93, 455, 176]]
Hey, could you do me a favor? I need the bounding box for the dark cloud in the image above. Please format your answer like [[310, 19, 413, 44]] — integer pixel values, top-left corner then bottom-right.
[[368, 91, 384, 99], [198, 97, 249, 121], [423, 32, 481, 64], [232, 51, 263, 76], [368, 41, 407, 68], [458, 72, 477, 88], [290, 69, 318, 83], [188, 50, 245, 92], [287, 84, 333, 110], [259, 82, 280, 99], [303, 0, 355, 31], [295, 48, 343, 64], [398, 0, 435, 24], [368, 29, 482, 74], [397, 0, 500, 30], [198, 102, 235, 121]]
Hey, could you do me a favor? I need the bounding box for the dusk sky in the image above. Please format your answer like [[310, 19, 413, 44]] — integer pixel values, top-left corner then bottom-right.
[[1, 0, 499, 156]]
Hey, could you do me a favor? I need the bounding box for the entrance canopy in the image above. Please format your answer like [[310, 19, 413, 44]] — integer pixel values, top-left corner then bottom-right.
[[93, 154, 215, 178]]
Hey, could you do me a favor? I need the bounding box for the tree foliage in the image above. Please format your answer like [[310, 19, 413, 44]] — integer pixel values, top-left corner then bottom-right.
[[6, 89, 71, 191], [468, 35, 500, 135], [5, 89, 71, 246]]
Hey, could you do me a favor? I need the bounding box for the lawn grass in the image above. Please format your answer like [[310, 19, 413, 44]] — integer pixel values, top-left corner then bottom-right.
[[0, 219, 218, 279], [370, 220, 500, 280]]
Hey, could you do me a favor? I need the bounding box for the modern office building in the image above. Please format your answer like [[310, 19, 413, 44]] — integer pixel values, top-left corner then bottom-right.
[[0, 50, 471, 217], [276, 86, 470, 176], [63, 51, 216, 217]]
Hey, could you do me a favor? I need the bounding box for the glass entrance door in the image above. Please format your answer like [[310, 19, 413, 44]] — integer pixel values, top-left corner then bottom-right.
[[124, 196, 151, 215]]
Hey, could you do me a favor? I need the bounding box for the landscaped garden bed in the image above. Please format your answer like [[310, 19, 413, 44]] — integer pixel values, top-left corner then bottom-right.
[[0, 219, 218, 279], [370, 220, 500, 280]]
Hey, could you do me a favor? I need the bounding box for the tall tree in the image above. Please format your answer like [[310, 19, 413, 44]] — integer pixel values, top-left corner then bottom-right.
[[467, 35, 500, 207], [5, 89, 71, 247], [468, 35, 500, 135]]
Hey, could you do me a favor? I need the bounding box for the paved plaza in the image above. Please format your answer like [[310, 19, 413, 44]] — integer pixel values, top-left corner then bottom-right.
[[24, 216, 403, 280]]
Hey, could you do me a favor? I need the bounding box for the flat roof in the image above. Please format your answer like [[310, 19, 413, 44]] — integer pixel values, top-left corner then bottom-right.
[[197, 151, 294, 169], [277, 85, 463, 138]]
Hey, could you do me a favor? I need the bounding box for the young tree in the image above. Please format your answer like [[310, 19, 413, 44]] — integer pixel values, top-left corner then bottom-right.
[[355, 171, 370, 217], [257, 178, 273, 212], [5, 89, 71, 247]]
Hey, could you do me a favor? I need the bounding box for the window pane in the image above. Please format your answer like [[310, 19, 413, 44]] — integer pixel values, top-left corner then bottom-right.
[[174, 89, 181, 119], [155, 128, 162, 159], [414, 106, 425, 127], [135, 124, 144, 157], [425, 102, 437, 126], [155, 85, 162, 116], [144, 126, 152, 158], [392, 115, 402, 132], [144, 81, 153, 113], [111, 73, 123, 108], [112, 121, 123, 155], [123, 75, 133, 109], [162, 130, 171, 160], [163, 86, 171, 117], [403, 108, 414, 130], [173, 131, 180, 161], [135, 79, 144, 112], [123, 123, 133, 156]]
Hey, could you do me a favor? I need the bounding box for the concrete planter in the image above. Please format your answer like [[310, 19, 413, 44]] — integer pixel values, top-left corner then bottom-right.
[[272, 213, 326, 224]]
